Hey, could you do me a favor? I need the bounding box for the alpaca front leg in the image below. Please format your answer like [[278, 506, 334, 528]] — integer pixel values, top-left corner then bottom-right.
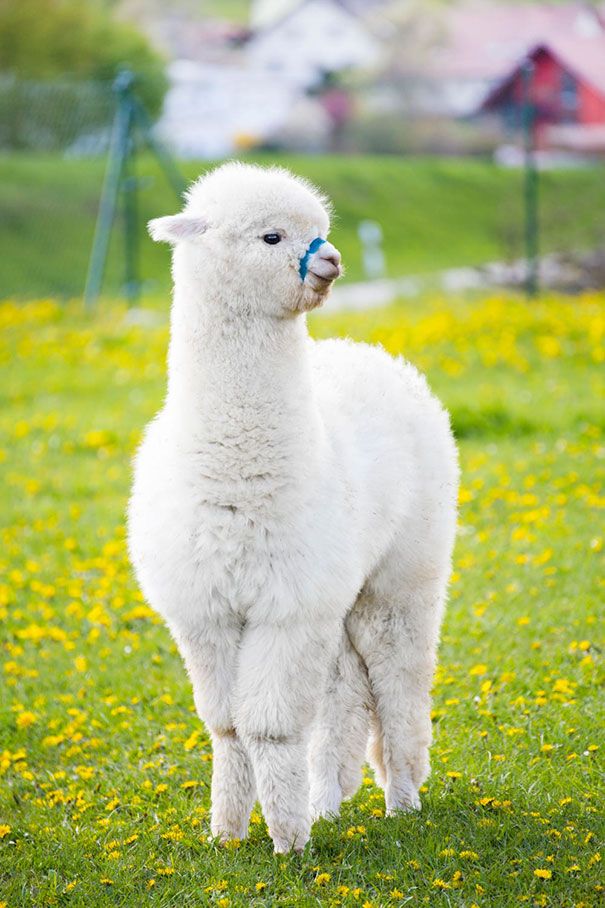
[[174, 622, 255, 841], [235, 620, 339, 853], [245, 736, 309, 853]]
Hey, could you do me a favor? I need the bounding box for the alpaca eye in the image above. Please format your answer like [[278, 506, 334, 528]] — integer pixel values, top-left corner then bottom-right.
[[263, 233, 281, 245]]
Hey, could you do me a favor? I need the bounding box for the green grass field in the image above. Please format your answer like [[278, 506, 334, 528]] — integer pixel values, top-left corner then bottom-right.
[[0, 291, 603, 906], [2, 153, 605, 298]]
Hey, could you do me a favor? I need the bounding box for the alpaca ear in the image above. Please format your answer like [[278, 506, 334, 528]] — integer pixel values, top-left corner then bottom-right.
[[147, 215, 208, 244]]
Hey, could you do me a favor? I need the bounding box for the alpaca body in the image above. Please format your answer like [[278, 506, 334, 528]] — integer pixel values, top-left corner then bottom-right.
[[130, 329, 453, 633], [128, 163, 458, 852]]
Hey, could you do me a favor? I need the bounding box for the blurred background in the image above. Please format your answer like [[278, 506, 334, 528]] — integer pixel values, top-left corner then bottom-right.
[[1, 0, 605, 302]]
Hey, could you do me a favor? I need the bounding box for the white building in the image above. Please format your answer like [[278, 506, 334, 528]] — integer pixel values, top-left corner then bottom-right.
[[157, 59, 302, 158], [157, 0, 384, 157], [246, 0, 382, 88]]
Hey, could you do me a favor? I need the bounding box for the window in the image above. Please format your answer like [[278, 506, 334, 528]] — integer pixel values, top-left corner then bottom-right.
[[560, 71, 578, 121]]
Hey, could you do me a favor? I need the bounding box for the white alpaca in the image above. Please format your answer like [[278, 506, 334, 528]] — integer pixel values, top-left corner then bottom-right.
[[128, 162, 459, 853]]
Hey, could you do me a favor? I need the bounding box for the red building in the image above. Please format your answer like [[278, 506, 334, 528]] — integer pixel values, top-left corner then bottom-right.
[[481, 42, 605, 152]]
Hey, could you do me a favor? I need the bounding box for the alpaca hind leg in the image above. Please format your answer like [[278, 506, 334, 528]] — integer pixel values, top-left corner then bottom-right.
[[174, 621, 256, 841], [347, 577, 446, 815], [308, 626, 371, 820]]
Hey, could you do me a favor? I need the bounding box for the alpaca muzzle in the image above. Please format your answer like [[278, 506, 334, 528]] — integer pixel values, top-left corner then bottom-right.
[[300, 239, 342, 283]]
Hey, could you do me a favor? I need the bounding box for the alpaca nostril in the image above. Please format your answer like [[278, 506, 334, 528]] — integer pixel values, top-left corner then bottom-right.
[[318, 244, 341, 269]]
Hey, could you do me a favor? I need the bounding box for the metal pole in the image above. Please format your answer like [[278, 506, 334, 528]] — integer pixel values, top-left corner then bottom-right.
[[84, 70, 134, 310], [122, 133, 140, 305], [521, 60, 539, 298], [84, 69, 186, 308], [133, 98, 186, 200]]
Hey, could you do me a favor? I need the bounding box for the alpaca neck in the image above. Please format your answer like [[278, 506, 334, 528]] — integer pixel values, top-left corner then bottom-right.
[[166, 287, 322, 498]]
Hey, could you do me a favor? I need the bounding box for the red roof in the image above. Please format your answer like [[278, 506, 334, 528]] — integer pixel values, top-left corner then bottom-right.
[[548, 35, 605, 97], [481, 40, 605, 110]]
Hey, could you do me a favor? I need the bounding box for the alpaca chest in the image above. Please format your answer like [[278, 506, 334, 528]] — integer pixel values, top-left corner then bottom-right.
[[130, 461, 362, 628], [189, 507, 278, 618], [131, 488, 273, 622]]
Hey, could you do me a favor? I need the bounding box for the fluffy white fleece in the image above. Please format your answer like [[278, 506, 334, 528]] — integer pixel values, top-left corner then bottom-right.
[[127, 162, 459, 853]]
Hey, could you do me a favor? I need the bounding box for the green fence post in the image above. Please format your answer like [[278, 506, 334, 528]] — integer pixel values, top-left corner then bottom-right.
[[122, 132, 140, 306], [84, 70, 135, 310], [133, 98, 186, 199], [84, 69, 185, 309]]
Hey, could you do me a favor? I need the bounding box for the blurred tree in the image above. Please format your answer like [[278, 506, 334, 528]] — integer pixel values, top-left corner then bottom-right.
[[0, 0, 167, 114]]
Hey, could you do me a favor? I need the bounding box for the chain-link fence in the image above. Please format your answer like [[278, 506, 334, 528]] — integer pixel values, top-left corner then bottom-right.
[[0, 74, 186, 301], [0, 75, 114, 154], [1, 74, 605, 303]]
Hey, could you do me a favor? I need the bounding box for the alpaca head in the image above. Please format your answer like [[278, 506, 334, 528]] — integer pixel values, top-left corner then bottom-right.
[[148, 162, 342, 316]]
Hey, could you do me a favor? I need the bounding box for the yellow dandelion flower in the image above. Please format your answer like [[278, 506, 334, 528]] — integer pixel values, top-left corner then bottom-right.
[[534, 869, 552, 880], [315, 873, 331, 885], [433, 878, 450, 889], [16, 711, 37, 728], [183, 731, 200, 751]]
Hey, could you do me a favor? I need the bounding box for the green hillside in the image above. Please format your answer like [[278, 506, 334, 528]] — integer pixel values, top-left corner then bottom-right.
[[2, 153, 604, 300]]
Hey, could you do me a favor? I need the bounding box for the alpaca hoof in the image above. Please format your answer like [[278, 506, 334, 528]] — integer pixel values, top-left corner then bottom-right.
[[310, 798, 342, 822], [386, 779, 422, 815], [270, 828, 310, 854], [311, 804, 341, 822], [211, 822, 249, 844], [273, 841, 307, 855], [386, 797, 421, 816], [310, 783, 343, 822]]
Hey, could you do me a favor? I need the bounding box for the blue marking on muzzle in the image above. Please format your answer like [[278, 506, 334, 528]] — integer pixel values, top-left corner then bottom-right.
[[299, 236, 326, 281]]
